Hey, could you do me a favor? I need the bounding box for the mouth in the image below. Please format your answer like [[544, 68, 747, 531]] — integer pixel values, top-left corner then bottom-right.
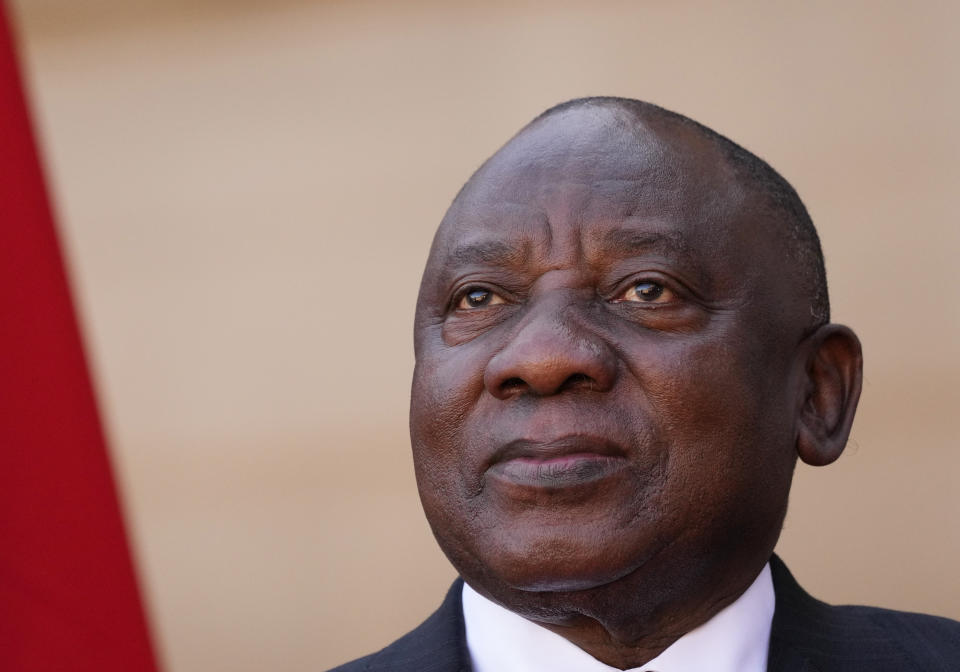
[[486, 436, 628, 488]]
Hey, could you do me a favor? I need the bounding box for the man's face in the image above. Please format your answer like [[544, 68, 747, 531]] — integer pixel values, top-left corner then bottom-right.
[[410, 108, 810, 625]]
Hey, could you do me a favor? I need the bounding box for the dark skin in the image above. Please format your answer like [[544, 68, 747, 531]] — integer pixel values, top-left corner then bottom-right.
[[410, 104, 862, 669]]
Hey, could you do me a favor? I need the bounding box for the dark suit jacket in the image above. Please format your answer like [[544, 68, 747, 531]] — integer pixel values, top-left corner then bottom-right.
[[329, 556, 960, 671]]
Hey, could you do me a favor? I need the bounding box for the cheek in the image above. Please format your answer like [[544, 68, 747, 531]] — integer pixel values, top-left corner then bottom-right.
[[410, 336, 492, 495], [410, 346, 502, 570], [647, 332, 788, 434], [627, 334, 796, 510]]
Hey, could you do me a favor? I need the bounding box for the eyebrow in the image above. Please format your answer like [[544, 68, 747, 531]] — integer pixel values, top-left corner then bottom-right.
[[448, 239, 529, 268], [601, 228, 689, 256], [442, 227, 690, 274]]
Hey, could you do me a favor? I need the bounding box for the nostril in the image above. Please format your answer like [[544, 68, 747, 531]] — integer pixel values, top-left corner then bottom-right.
[[560, 373, 594, 392], [484, 326, 618, 398], [499, 377, 527, 395]]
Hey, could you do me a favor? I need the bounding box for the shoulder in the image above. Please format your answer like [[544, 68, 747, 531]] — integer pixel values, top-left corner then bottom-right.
[[817, 602, 960, 667], [769, 555, 960, 671], [325, 579, 471, 672]]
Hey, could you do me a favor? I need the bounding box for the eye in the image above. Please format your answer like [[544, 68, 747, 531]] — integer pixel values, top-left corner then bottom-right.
[[613, 280, 675, 304], [456, 287, 506, 310]]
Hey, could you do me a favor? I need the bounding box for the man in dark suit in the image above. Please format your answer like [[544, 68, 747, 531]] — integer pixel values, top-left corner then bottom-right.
[[331, 98, 960, 671]]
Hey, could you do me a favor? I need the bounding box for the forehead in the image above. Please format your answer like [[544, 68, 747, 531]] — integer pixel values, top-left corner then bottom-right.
[[435, 108, 755, 265]]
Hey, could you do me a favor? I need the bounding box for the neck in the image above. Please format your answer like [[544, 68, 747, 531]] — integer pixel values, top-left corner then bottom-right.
[[470, 559, 769, 670], [532, 588, 741, 669]]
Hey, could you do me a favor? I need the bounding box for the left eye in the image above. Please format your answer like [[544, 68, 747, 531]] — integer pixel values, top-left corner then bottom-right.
[[457, 287, 506, 310], [615, 280, 673, 303]]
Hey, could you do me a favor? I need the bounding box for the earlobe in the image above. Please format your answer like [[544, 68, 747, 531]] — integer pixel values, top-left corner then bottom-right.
[[795, 324, 863, 466]]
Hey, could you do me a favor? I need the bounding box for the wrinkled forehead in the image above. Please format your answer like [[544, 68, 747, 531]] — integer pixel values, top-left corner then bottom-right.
[[434, 107, 751, 258]]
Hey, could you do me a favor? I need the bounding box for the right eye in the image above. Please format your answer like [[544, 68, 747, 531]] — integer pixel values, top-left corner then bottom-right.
[[456, 287, 506, 310]]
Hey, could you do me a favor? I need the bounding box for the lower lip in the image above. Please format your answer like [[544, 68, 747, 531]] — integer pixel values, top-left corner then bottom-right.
[[487, 453, 627, 488]]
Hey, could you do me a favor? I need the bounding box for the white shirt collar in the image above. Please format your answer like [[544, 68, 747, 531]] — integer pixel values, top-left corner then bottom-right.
[[462, 563, 774, 672]]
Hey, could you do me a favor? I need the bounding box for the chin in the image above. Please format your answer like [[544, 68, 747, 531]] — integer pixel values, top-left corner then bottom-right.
[[509, 572, 625, 593], [472, 534, 656, 595]]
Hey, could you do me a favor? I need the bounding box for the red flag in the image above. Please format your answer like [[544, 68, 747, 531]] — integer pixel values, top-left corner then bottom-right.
[[0, 3, 161, 670]]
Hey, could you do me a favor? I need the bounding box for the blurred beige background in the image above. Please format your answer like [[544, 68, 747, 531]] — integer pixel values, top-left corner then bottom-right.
[[9, 0, 958, 670]]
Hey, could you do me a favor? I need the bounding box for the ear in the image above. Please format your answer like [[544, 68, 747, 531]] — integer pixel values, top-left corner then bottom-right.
[[795, 324, 863, 466]]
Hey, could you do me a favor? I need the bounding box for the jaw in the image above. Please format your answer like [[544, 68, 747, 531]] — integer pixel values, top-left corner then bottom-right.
[[449, 506, 787, 670], [420, 451, 792, 664]]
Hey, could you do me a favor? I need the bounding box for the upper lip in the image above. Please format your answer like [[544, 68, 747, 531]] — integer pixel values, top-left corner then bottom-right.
[[487, 435, 627, 467]]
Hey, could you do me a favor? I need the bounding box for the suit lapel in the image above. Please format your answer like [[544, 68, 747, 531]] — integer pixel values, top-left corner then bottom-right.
[[767, 555, 824, 672], [366, 579, 471, 672], [767, 641, 821, 672]]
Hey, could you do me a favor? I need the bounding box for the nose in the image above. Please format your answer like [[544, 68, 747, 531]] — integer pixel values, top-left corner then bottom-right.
[[483, 301, 618, 399]]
